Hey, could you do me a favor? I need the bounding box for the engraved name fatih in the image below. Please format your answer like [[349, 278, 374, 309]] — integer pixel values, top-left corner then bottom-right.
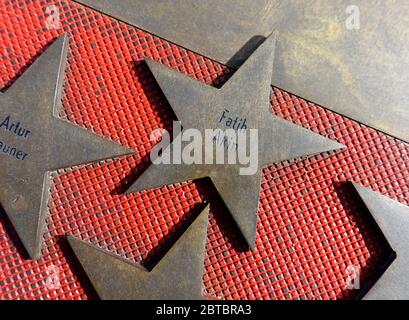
[[0, 115, 31, 160], [214, 109, 248, 151]]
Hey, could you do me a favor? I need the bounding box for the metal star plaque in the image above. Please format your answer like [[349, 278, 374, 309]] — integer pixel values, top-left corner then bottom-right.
[[74, 0, 409, 143], [68, 205, 210, 300], [0, 34, 133, 260], [351, 182, 409, 300], [126, 33, 344, 249]]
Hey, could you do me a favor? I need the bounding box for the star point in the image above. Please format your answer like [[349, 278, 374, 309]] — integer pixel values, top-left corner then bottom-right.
[[0, 34, 133, 260], [68, 205, 210, 300], [127, 32, 344, 249], [351, 182, 409, 300]]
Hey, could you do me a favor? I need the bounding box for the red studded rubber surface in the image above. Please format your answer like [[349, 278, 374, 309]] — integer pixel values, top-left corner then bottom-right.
[[1, 0, 408, 300]]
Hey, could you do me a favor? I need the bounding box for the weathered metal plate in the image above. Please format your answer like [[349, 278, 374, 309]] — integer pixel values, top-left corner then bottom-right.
[[68, 205, 210, 300], [126, 33, 344, 249], [74, 0, 409, 143], [74, 0, 280, 67], [351, 182, 409, 300], [0, 34, 133, 260]]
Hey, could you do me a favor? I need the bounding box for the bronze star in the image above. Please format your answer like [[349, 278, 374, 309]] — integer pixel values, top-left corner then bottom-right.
[[0, 34, 133, 260], [126, 32, 344, 249]]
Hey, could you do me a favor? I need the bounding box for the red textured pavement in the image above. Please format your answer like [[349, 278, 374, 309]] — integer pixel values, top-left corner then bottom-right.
[[0, 0, 408, 300]]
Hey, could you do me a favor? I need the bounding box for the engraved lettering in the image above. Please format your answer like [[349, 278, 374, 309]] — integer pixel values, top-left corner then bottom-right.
[[216, 109, 248, 151], [219, 109, 247, 131], [0, 115, 31, 138], [0, 115, 31, 160]]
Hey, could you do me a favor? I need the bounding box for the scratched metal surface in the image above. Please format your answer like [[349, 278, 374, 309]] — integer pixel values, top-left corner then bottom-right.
[[74, 0, 409, 143]]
